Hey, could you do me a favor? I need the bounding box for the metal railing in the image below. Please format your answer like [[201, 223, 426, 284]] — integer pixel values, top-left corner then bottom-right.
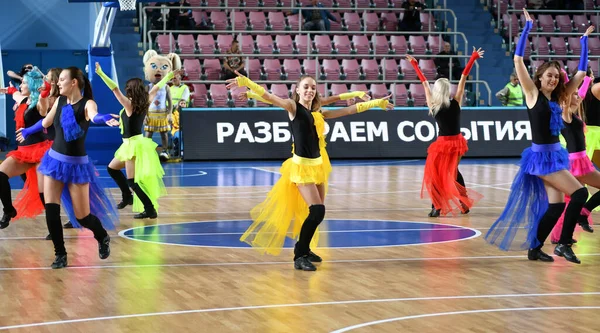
[[184, 78, 492, 106], [529, 54, 600, 74], [167, 52, 482, 99], [505, 9, 600, 45], [146, 29, 469, 55], [141, 6, 460, 50]]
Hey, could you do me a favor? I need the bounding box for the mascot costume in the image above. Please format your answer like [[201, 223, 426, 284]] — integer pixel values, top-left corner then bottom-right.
[[142, 50, 181, 161]]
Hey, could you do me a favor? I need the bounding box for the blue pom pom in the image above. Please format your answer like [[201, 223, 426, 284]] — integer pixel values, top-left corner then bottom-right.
[[60, 104, 85, 142], [548, 101, 564, 136]]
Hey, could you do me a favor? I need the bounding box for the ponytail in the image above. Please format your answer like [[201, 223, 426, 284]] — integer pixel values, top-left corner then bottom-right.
[[82, 76, 94, 100]]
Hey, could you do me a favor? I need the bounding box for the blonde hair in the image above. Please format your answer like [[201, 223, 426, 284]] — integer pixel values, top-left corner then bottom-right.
[[429, 78, 451, 116]]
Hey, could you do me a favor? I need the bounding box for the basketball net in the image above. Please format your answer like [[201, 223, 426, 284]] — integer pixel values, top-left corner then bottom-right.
[[118, 0, 137, 11]]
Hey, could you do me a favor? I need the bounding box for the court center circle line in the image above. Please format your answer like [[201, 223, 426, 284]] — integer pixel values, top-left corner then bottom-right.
[[117, 219, 482, 249]]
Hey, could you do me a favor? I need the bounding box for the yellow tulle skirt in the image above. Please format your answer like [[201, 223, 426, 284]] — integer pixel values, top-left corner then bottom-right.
[[240, 150, 332, 256], [585, 125, 600, 160], [241, 111, 332, 255], [114, 135, 167, 212]]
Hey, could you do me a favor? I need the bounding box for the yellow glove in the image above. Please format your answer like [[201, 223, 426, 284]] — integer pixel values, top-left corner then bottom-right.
[[95, 65, 118, 90], [236, 76, 266, 96], [339, 91, 366, 100], [246, 91, 270, 104], [155, 71, 175, 89], [356, 99, 389, 113]]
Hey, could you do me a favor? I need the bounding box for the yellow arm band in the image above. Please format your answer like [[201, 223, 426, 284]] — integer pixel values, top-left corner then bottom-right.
[[236, 76, 266, 96], [95, 66, 118, 90], [339, 91, 366, 100], [155, 71, 175, 89], [356, 99, 389, 113], [246, 91, 271, 104]]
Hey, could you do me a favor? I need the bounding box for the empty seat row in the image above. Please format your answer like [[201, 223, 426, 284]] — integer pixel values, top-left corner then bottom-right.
[[181, 57, 446, 82], [502, 13, 600, 37], [510, 35, 600, 60], [197, 10, 436, 32], [148, 0, 403, 9], [156, 33, 445, 56], [189, 82, 468, 108], [530, 59, 600, 76]]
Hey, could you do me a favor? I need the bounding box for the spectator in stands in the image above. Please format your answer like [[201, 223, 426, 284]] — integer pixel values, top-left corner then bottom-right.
[[290, 0, 337, 32], [169, 73, 188, 158], [435, 42, 462, 81], [222, 40, 247, 80], [399, 0, 426, 33], [495, 73, 524, 106], [527, 0, 546, 9], [168, 0, 192, 31], [171, 100, 184, 158], [170, 73, 190, 107], [565, 0, 584, 10]]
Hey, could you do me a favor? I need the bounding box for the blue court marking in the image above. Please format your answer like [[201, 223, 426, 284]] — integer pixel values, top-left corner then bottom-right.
[[6, 158, 520, 189], [118, 219, 480, 249]]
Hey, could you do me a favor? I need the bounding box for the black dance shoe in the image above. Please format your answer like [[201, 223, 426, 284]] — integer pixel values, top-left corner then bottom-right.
[[294, 256, 317, 271], [307, 251, 322, 263], [527, 248, 554, 262], [0, 209, 17, 229], [117, 196, 133, 209], [133, 210, 158, 219], [428, 207, 441, 217], [99, 235, 111, 260], [51, 254, 68, 269], [554, 244, 581, 264]]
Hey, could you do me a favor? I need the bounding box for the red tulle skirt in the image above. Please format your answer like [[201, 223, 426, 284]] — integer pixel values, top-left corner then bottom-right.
[[7, 141, 52, 221], [6, 140, 53, 164], [421, 134, 483, 216]]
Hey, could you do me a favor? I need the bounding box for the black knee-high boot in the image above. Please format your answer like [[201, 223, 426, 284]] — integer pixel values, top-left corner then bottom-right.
[[46, 203, 67, 268], [294, 204, 326, 271], [579, 190, 600, 232], [0, 171, 16, 229], [107, 167, 132, 209], [528, 203, 565, 262], [556, 187, 588, 264], [127, 179, 157, 219], [77, 214, 110, 259]]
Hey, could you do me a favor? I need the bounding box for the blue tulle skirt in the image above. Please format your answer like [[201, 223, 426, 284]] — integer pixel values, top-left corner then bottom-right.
[[38, 149, 119, 230], [485, 143, 569, 251]]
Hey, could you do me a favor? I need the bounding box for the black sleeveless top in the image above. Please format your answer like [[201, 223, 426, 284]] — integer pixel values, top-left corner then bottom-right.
[[17, 99, 46, 147], [121, 109, 145, 138], [528, 93, 560, 145], [584, 88, 600, 126], [291, 102, 320, 159], [561, 116, 586, 153], [52, 96, 90, 156], [434, 99, 461, 136]]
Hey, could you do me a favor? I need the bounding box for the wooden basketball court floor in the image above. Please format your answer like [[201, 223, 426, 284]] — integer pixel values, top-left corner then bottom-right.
[[0, 158, 599, 332]]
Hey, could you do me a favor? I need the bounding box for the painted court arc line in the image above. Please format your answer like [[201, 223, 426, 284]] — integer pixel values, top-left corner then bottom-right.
[[117, 219, 482, 249], [330, 306, 600, 332], [0, 292, 598, 330]]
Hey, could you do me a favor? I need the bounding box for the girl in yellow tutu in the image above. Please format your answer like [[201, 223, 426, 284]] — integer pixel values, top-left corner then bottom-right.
[[95, 63, 170, 219], [226, 70, 393, 271]]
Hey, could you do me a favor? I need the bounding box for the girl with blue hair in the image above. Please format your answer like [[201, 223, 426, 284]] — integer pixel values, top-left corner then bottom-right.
[[0, 67, 52, 229]]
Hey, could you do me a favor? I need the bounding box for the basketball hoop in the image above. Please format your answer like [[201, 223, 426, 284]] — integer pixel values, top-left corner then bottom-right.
[[118, 0, 137, 11]]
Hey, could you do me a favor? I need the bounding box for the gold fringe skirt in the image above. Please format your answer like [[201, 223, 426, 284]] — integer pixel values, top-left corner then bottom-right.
[[144, 110, 171, 132]]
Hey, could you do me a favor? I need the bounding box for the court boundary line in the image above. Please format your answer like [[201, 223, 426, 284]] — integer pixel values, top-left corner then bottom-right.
[[1, 253, 598, 272], [0, 292, 598, 330]]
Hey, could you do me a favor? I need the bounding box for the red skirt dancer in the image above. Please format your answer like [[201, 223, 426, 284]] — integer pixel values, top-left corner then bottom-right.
[[421, 134, 483, 216], [6, 103, 53, 220]]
